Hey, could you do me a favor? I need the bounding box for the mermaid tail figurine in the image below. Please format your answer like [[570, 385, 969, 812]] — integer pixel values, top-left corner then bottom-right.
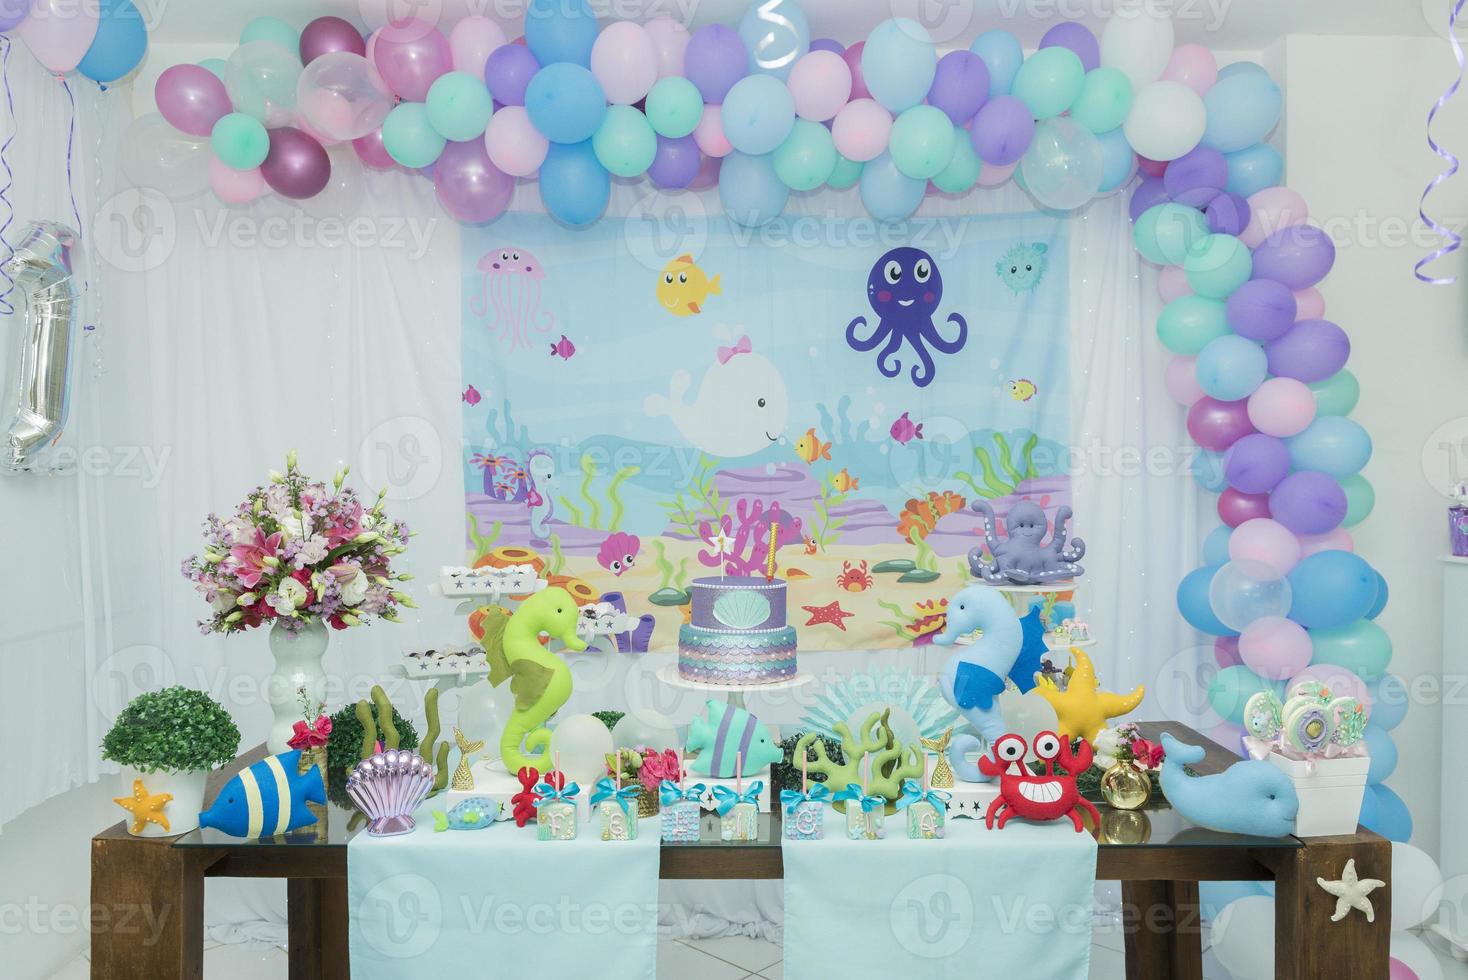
[[482, 587, 588, 773]]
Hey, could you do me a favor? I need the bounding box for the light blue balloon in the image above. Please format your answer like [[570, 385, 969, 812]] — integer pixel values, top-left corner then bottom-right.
[[1177, 565, 1238, 637], [1217, 61, 1268, 81], [1288, 552, 1379, 629], [1011, 47, 1085, 120], [199, 58, 227, 79], [1203, 524, 1233, 565], [1286, 417, 1373, 478], [381, 103, 446, 169], [1363, 727, 1397, 785], [1224, 143, 1283, 197], [539, 140, 610, 226], [1361, 784, 1412, 842], [1367, 674, 1408, 731], [1202, 72, 1283, 153], [525, 63, 607, 144], [859, 150, 925, 220], [525, 0, 599, 67], [738, 0, 810, 80], [1366, 570, 1389, 619], [862, 18, 936, 112], [721, 74, 796, 155], [77, 0, 148, 84], [1096, 127, 1135, 194], [1193, 449, 1227, 493], [1196, 334, 1268, 401], [719, 151, 789, 227], [240, 16, 299, 54], [970, 30, 1023, 96]]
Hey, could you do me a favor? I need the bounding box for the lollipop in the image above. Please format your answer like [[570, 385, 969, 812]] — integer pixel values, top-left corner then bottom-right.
[[1286, 680, 1332, 703], [1328, 696, 1367, 748], [1282, 699, 1331, 755], [1243, 689, 1283, 740]]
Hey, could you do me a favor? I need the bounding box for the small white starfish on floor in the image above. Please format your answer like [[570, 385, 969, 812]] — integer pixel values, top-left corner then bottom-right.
[[1317, 859, 1385, 923]]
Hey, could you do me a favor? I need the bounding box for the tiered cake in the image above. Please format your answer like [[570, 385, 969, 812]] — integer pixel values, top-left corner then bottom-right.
[[678, 576, 797, 686]]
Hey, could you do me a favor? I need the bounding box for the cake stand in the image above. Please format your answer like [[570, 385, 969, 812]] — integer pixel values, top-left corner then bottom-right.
[[654, 663, 813, 709]]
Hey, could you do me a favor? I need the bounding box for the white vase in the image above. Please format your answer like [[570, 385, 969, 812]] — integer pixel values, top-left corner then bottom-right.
[[266, 619, 329, 755], [118, 766, 209, 837]]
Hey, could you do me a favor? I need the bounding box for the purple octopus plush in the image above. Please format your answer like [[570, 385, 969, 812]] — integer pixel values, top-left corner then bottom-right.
[[967, 500, 1085, 585]]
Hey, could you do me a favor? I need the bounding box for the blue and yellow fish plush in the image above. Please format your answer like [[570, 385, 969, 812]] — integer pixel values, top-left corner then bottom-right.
[[433, 797, 501, 832], [198, 750, 325, 838], [685, 699, 783, 777]]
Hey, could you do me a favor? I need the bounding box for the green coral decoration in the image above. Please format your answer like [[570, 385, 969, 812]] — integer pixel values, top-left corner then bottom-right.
[[810, 475, 848, 552], [325, 700, 419, 807], [647, 539, 691, 606], [772, 732, 845, 794], [467, 512, 503, 563], [558, 453, 640, 531], [421, 688, 450, 796], [101, 686, 241, 774], [592, 710, 625, 732], [659, 453, 725, 537], [956, 431, 1041, 500], [792, 709, 923, 814]]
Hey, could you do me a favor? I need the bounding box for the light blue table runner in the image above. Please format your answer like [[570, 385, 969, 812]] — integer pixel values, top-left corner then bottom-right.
[[348, 806, 659, 979], [783, 811, 1098, 979]]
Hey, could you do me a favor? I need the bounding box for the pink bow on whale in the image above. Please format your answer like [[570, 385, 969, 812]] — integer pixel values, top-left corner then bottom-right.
[[717, 336, 752, 363]]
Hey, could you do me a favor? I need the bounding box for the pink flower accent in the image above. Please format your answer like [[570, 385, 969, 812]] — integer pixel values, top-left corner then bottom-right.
[[229, 529, 282, 589], [288, 714, 333, 750]]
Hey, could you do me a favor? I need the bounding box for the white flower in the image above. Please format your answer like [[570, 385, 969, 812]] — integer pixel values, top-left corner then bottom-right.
[[274, 576, 309, 611], [210, 591, 238, 614], [277, 512, 306, 540], [294, 535, 330, 568], [339, 569, 370, 607]]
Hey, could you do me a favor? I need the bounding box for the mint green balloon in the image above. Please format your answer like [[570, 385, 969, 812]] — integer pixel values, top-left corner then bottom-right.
[[382, 102, 446, 169], [592, 106, 656, 177], [1209, 665, 1281, 725], [211, 112, 270, 170], [827, 154, 862, 189], [645, 77, 702, 138], [1310, 369, 1360, 416], [773, 119, 837, 190], [1310, 620, 1392, 679], [889, 105, 957, 180], [1341, 474, 1375, 527], [1012, 47, 1084, 120], [1184, 234, 1253, 299], [240, 16, 299, 55], [1157, 295, 1229, 355], [1134, 203, 1210, 265], [931, 136, 981, 194], [1070, 67, 1133, 133], [426, 72, 494, 142]]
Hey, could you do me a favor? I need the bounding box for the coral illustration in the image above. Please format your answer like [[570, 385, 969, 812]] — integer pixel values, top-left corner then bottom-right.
[[696, 499, 803, 577], [877, 598, 949, 645]]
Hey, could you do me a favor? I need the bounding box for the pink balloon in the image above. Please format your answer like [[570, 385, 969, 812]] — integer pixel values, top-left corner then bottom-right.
[[689, 153, 721, 190], [1240, 616, 1313, 680], [18, 0, 99, 74], [292, 109, 343, 147], [365, 28, 378, 63], [591, 21, 658, 105], [842, 41, 870, 100], [1214, 636, 1242, 668], [1288, 664, 1373, 716], [1247, 377, 1316, 438], [156, 64, 233, 137], [1137, 155, 1167, 178], [484, 105, 547, 177], [1229, 518, 1301, 575], [644, 17, 690, 78], [1207, 720, 1247, 756], [832, 98, 893, 163], [373, 18, 451, 102], [208, 156, 267, 204], [1158, 264, 1193, 302], [1294, 287, 1326, 319], [1389, 958, 1420, 980], [1164, 355, 1205, 406], [449, 16, 506, 76], [300, 16, 367, 65], [1242, 187, 1309, 248], [788, 50, 852, 122], [1187, 396, 1255, 452], [693, 105, 732, 158], [352, 128, 395, 170], [1161, 43, 1218, 96], [260, 127, 331, 199], [434, 138, 512, 224], [1219, 489, 1271, 528], [1299, 527, 1354, 556], [976, 160, 1016, 186]]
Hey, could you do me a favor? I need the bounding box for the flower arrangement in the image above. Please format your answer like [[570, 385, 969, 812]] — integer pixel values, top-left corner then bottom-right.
[[1092, 723, 1165, 772], [180, 451, 415, 634], [102, 687, 241, 774]]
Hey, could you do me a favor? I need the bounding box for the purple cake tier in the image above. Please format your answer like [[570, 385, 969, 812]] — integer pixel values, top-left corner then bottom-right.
[[689, 576, 788, 631]]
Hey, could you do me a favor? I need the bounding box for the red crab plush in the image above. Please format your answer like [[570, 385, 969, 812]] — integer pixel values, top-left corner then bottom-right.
[[979, 731, 1101, 833], [510, 766, 543, 827]]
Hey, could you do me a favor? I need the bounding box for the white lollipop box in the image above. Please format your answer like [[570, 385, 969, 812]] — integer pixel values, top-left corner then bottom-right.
[[1266, 752, 1370, 838]]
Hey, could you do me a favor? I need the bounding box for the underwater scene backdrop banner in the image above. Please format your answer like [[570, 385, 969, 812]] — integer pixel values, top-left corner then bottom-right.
[[459, 209, 1070, 652]]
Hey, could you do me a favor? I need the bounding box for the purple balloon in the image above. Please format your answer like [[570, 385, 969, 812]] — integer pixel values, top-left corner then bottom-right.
[[155, 64, 232, 137], [260, 127, 331, 199], [809, 38, 845, 55], [485, 43, 539, 106], [648, 134, 700, 189], [1187, 396, 1255, 452], [1226, 279, 1297, 341], [1164, 146, 1228, 207], [927, 50, 989, 125], [1265, 318, 1351, 382], [970, 95, 1033, 166], [1129, 175, 1169, 222], [435, 138, 513, 224], [1203, 191, 1250, 235], [300, 16, 366, 64], [1224, 433, 1292, 494], [685, 24, 747, 103], [1039, 22, 1099, 72], [1219, 488, 1271, 528], [1270, 470, 1347, 535], [1252, 224, 1336, 289], [374, 21, 452, 102], [0, 0, 28, 32]]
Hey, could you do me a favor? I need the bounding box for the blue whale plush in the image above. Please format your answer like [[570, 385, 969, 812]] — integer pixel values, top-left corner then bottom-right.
[[1159, 733, 1299, 838]]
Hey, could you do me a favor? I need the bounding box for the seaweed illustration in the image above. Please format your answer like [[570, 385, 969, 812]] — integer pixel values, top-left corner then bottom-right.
[[484, 398, 530, 450], [877, 598, 950, 645], [956, 431, 1041, 500], [659, 453, 725, 537], [814, 394, 873, 446], [557, 452, 640, 531], [547, 532, 566, 575], [809, 475, 848, 552], [466, 512, 503, 563], [648, 539, 691, 606]]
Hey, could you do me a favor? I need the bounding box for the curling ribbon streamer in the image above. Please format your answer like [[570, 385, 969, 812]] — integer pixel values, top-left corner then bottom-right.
[[0, 36, 15, 315], [1417, 0, 1467, 284]]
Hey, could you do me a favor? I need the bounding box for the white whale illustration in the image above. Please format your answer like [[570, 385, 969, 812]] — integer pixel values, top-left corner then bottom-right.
[[644, 349, 789, 458]]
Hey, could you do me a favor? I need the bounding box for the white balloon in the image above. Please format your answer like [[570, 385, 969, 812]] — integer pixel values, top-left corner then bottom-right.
[[1100, 1, 1176, 90], [1123, 81, 1206, 162], [1020, 117, 1105, 210], [548, 713, 615, 785], [1209, 895, 1275, 979], [1391, 843, 1444, 932], [610, 708, 681, 752], [1390, 930, 1444, 980], [226, 40, 303, 127], [296, 51, 393, 142], [119, 113, 211, 200]]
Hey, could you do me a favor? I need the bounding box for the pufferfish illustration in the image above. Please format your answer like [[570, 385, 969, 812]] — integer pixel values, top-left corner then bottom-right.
[[1008, 379, 1037, 402], [996, 242, 1049, 294], [657, 254, 722, 316], [794, 427, 831, 464]]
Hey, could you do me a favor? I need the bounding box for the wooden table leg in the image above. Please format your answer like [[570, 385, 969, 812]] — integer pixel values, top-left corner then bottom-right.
[[90, 833, 209, 980], [1273, 833, 1391, 979], [321, 877, 351, 980], [1121, 879, 1204, 980]]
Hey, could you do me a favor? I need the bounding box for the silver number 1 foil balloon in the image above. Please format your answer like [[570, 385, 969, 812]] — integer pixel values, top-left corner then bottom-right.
[[2, 221, 80, 473]]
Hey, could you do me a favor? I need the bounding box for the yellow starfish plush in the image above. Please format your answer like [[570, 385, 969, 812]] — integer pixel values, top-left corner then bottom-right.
[[114, 778, 174, 835], [1034, 647, 1145, 743]]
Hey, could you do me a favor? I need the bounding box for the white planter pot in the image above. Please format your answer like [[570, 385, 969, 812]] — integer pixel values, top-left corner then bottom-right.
[[266, 619, 329, 755], [1267, 752, 1370, 838], [118, 766, 210, 837]]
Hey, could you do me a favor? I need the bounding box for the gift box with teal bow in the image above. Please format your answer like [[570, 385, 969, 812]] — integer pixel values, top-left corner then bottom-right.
[[659, 780, 705, 843], [834, 783, 886, 840], [591, 777, 641, 841], [779, 783, 830, 841], [532, 779, 579, 841], [894, 778, 951, 840], [713, 782, 763, 842]]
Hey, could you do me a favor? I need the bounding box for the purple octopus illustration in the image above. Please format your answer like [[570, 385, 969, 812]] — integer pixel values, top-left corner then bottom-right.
[[471, 248, 555, 352], [597, 531, 640, 576], [846, 247, 968, 389], [967, 500, 1085, 585]]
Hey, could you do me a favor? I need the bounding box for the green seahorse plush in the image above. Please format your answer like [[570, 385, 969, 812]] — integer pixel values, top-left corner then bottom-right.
[[480, 587, 588, 773]]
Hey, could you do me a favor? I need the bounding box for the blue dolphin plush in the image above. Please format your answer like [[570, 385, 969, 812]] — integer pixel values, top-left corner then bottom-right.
[[1159, 733, 1299, 838], [934, 585, 1023, 782]]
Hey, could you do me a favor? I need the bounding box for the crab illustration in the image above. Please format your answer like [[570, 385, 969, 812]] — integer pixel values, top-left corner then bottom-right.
[[979, 731, 1100, 833], [835, 559, 874, 592]]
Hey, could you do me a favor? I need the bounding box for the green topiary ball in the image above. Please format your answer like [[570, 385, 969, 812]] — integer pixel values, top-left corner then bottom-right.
[[325, 701, 420, 807], [102, 687, 241, 773], [592, 710, 624, 732]]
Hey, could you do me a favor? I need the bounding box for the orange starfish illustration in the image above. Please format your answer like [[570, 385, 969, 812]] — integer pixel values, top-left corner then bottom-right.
[[802, 600, 855, 631]]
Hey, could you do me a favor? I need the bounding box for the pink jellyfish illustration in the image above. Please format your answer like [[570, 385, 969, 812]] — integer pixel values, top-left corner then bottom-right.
[[471, 247, 555, 352]]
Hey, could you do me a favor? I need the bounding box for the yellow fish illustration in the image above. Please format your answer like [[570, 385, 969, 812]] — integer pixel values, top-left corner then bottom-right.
[[657, 254, 722, 316], [794, 427, 831, 464], [1008, 379, 1037, 402], [831, 468, 859, 493]]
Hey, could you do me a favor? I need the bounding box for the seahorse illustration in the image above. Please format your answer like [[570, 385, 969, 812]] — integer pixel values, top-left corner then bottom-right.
[[480, 587, 588, 773], [526, 448, 556, 541]]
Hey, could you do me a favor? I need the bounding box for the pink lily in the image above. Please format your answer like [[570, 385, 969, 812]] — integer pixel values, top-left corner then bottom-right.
[[229, 529, 283, 589]]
